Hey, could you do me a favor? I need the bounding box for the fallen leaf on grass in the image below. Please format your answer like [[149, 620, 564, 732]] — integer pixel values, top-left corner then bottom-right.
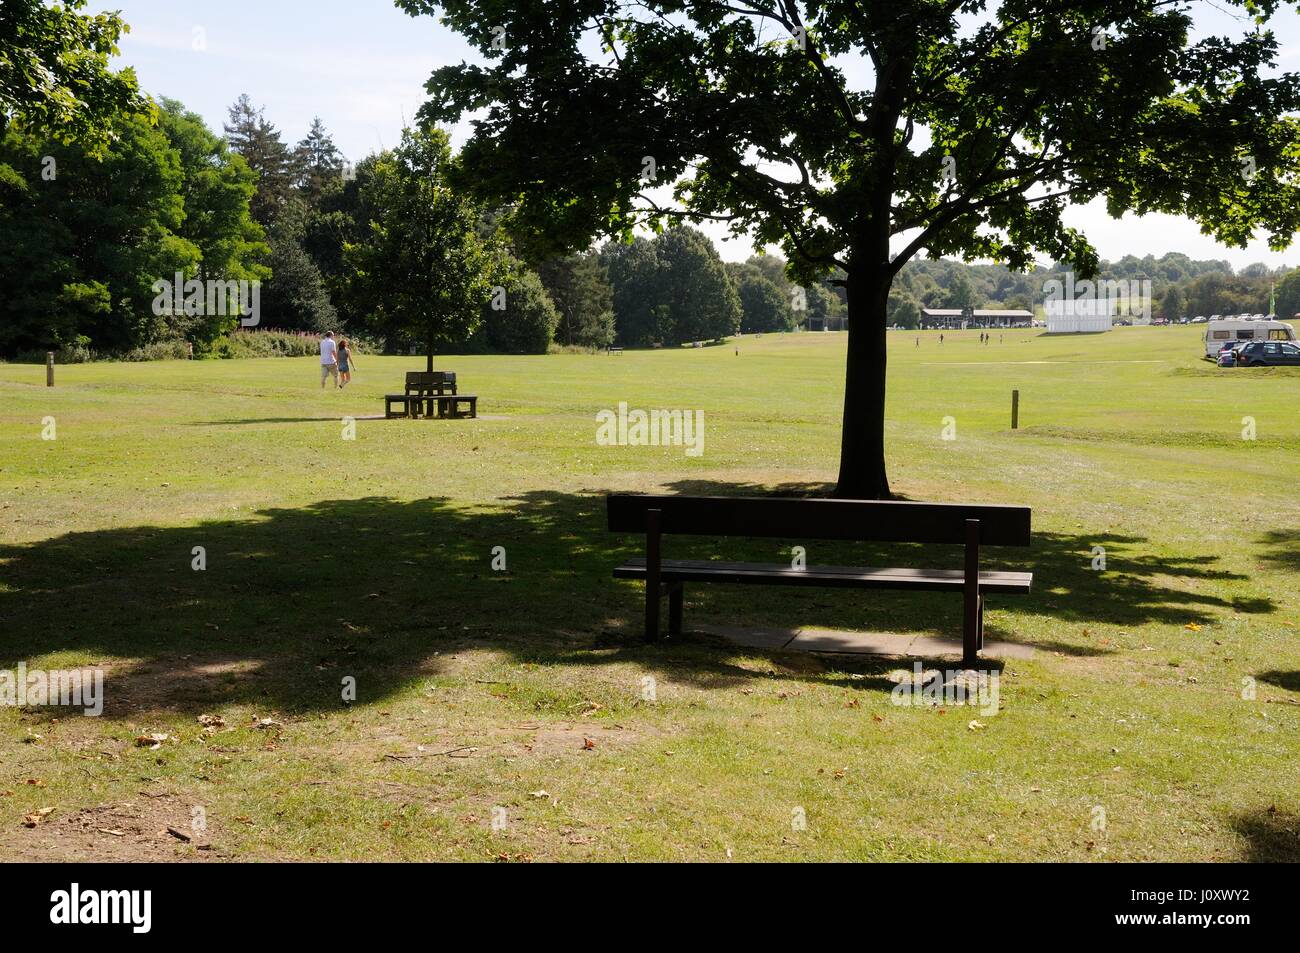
[[197, 714, 225, 731], [134, 733, 169, 750], [25, 779, 45, 787], [252, 718, 282, 730], [23, 807, 55, 828], [1184, 623, 1203, 632], [529, 790, 550, 799], [581, 738, 596, 750], [968, 720, 987, 731]]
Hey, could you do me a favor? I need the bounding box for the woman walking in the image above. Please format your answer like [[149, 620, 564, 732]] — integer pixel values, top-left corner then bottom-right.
[[338, 338, 357, 388]]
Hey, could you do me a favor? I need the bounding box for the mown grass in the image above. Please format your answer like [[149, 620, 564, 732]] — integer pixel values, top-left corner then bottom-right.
[[0, 324, 1296, 861]]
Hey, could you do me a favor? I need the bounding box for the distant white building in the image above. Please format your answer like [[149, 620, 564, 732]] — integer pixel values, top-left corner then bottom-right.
[[920, 308, 1034, 329], [1044, 297, 1115, 334]]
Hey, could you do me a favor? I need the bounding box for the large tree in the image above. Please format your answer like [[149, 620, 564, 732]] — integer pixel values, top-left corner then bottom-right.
[[653, 226, 742, 343], [0, 0, 149, 156], [343, 126, 497, 369], [0, 112, 198, 355], [482, 257, 559, 353], [731, 262, 796, 332], [1274, 266, 1300, 319], [156, 98, 268, 287], [600, 236, 664, 346], [224, 94, 297, 227], [537, 252, 616, 347], [294, 117, 346, 206], [399, 0, 1300, 497]]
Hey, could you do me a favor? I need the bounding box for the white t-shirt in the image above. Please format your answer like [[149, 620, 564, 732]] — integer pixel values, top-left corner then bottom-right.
[[320, 338, 337, 365]]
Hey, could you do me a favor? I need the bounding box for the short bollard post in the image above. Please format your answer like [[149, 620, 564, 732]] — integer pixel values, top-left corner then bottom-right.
[[46, 352, 54, 387], [1011, 389, 1019, 429]]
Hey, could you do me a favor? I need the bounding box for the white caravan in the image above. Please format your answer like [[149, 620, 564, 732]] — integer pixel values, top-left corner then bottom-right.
[[1203, 317, 1297, 358]]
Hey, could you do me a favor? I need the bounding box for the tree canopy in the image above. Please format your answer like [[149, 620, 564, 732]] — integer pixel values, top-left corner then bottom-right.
[[344, 126, 498, 369], [400, 0, 1300, 496], [0, 0, 150, 156]]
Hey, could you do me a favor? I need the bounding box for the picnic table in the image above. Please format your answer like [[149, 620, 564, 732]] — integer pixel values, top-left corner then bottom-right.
[[385, 371, 477, 419]]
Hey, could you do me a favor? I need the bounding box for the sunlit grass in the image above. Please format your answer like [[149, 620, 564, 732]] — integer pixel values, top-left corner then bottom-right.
[[0, 325, 1296, 861]]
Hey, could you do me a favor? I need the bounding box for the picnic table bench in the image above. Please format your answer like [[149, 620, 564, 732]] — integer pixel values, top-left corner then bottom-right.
[[385, 371, 477, 419], [607, 494, 1033, 667]]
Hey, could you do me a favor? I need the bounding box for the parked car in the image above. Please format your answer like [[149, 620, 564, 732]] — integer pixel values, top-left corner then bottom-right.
[[1234, 341, 1300, 366], [1217, 342, 1243, 366]]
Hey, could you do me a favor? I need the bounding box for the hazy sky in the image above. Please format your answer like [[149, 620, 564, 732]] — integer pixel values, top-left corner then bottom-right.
[[110, 0, 1300, 269]]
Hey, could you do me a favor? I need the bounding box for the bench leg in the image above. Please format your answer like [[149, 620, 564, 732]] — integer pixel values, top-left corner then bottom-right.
[[668, 583, 683, 637], [962, 605, 977, 668], [962, 519, 982, 668], [977, 595, 985, 650], [644, 508, 662, 642], [645, 583, 660, 642]]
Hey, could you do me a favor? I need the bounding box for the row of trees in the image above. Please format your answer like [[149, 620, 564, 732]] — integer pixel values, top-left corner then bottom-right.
[[1, 88, 840, 359], [877, 253, 1300, 329], [0, 100, 266, 356]]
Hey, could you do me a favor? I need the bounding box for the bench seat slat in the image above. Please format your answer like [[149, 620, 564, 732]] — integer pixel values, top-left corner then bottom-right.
[[613, 558, 1032, 594]]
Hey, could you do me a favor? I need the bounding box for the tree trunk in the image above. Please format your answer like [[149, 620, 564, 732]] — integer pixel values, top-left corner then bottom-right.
[[834, 267, 891, 500]]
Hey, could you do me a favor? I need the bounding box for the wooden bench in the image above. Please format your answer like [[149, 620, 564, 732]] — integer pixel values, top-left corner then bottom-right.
[[385, 371, 464, 418], [607, 345, 624, 355], [607, 494, 1033, 667]]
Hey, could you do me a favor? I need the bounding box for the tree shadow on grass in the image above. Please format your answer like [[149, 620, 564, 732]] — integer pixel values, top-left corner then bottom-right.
[[1230, 806, 1300, 861], [0, 485, 1273, 718], [1256, 670, 1300, 693], [655, 479, 1272, 655], [1258, 530, 1300, 572]]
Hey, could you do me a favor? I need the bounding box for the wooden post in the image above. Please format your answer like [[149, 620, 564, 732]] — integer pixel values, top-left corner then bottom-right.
[[1011, 389, 1019, 429], [963, 518, 981, 668], [645, 509, 662, 641], [46, 352, 54, 387]]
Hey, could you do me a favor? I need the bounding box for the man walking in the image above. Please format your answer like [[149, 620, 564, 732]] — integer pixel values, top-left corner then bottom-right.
[[320, 331, 339, 389]]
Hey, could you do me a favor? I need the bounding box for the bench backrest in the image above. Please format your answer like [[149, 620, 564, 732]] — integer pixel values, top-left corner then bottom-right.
[[607, 494, 1031, 546], [405, 371, 455, 393]]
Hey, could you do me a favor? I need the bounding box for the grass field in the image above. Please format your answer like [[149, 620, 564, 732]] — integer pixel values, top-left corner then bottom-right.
[[1, 324, 1297, 861]]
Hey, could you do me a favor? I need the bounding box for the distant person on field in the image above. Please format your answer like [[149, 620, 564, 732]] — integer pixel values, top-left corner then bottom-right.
[[320, 331, 339, 389], [338, 338, 357, 387]]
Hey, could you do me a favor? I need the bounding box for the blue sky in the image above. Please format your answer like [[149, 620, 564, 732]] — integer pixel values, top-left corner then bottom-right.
[[111, 0, 1300, 269]]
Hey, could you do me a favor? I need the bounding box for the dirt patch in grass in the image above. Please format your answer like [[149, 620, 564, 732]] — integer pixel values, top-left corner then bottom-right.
[[369, 720, 653, 764], [0, 793, 225, 862]]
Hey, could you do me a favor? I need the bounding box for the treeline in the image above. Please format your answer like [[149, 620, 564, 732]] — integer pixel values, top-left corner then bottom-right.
[[0, 91, 846, 361], [886, 254, 1300, 327], [7, 84, 1296, 361]]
